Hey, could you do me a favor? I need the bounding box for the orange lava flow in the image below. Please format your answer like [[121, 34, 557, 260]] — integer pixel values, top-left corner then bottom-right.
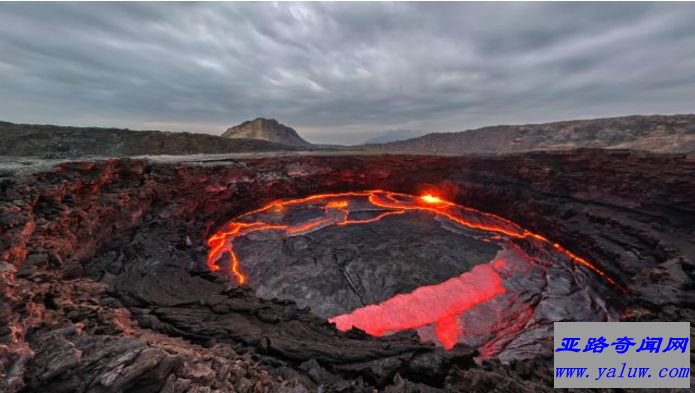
[[206, 190, 621, 289], [329, 263, 506, 349]]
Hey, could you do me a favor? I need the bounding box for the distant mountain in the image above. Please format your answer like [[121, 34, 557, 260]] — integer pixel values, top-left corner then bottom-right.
[[0, 121, 295, 158], [222, 118, 312, 148], [366, 114, 695, 154], [363, 129, 420, 144]]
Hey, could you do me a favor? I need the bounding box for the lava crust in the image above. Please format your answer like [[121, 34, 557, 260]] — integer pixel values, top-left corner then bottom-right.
[[208, 190, 621, 357], [1, 150, 693, 392]]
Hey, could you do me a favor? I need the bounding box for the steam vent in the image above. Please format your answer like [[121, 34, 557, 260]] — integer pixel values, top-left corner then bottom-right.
[[1, 151, 694, 392]]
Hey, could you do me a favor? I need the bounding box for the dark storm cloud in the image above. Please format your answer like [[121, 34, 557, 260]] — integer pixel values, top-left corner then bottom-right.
[[1, 2, 694, 144]]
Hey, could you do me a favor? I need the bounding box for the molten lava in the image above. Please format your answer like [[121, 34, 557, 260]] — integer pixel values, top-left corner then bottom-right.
[[207, 190, 618, 287], [206, 190, 621, 351], [421, 194, 444, 204], [329, 263, 505, 349]]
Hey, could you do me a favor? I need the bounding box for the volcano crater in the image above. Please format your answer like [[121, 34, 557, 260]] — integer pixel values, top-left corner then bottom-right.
[[207, 190, 620, 357], [2, 151, 693, 393]]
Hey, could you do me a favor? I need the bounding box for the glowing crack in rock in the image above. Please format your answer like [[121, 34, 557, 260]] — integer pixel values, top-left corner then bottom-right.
[[206, 190, 621, 351]]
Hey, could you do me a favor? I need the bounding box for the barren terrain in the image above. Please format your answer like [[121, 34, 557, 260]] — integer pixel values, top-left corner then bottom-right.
[[1, 149, 693, 392]]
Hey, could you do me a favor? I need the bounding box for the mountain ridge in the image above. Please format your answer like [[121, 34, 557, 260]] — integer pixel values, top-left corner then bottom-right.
[[366, 114, 695, 154], [0, 121, 296, 158], [222, 118, 312, 147]]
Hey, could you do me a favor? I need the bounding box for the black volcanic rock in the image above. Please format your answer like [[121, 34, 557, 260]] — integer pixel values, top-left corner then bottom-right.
[[1, 150, 693, 392], [234, 211, 500, 317], [368, 114, 695, 154], [222, 118, 312, 147], [0, 121, 295, 159]]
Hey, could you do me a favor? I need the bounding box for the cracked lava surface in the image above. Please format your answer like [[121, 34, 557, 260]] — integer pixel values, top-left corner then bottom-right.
[[3, 151, 693, 392], [207, 190, 620, 355]]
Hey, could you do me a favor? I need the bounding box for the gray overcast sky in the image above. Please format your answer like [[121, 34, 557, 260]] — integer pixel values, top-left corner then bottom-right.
[[1, 2, 694, 144]]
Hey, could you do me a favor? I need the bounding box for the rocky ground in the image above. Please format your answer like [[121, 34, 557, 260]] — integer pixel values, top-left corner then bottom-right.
[[1, 149, 693, 392]]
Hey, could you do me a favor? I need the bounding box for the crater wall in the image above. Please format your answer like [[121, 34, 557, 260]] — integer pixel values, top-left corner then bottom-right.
[[1, 150, 693, 392]]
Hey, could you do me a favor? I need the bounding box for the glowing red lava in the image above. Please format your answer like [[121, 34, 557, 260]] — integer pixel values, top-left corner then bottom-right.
[[206, 190, 620, 351], [207, 190, 618, 287], [329, 263, 505, 349]]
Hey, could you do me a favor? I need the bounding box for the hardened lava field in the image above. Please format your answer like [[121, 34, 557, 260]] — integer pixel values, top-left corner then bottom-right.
[[207, 190, 621, 359], [2, 151, 693, 393]]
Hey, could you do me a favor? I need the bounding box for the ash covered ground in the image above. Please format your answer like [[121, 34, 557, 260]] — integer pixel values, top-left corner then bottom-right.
[[1, 150, 694, 392]]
